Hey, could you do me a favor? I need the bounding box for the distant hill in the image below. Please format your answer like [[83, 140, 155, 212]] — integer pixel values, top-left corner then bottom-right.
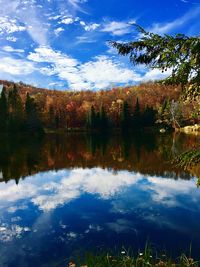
[[0, 79, 181, 108], [0, 79, 198, 130]]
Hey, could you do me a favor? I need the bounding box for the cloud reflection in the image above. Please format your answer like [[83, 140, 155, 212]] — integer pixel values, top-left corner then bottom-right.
[[0, 223, 30, 242], [0, 168, 198, 213]]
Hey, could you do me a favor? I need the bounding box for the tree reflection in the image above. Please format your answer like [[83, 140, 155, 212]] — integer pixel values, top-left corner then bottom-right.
[[0, 132, 199, 183]]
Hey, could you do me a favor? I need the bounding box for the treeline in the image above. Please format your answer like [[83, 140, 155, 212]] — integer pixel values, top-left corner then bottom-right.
[[86, 99, 157, 131], [0, 80, 198, 133], [0, 133, 196, 183], [0, 85, 43, 134], [0, 84, 157, 133]]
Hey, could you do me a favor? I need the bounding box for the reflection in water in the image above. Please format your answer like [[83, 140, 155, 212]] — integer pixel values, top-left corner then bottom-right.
[[0, 168, 197, 212], [0, 132, 199, 183], [0, 132, 199, 266]]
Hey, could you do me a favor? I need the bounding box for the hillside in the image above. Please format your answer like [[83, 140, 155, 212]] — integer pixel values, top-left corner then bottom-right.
[[0, 80, 199, 131]]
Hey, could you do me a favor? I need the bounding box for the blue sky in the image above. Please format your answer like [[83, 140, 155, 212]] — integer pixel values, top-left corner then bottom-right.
[[0, 0, 199, 90]]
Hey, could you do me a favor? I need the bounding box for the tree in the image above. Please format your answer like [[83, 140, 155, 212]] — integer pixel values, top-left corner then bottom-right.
[[170, 100, 183, 128], [48, 105, 55, 128], [142, 105, 157, 127], [0, 87, 8, 131], [158, 98, 171, 126], [99, 105, 108, 131], [133, 98, 141, 128], [86, 105, 96, 129], [110, 25, 200, 90], [8, 85, 24, 131], [120, 101, 131, 131], [157, 98, 183, 128], [25, 93, 43, 134]]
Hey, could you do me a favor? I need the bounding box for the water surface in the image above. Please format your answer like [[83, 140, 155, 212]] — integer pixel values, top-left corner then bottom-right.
[[0, 133, 199, 266]]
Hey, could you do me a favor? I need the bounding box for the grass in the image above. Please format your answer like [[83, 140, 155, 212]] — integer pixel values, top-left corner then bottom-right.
[[172, 149, 200, 170], [171, 148, 200, 186], [67, 244, 199, 267]]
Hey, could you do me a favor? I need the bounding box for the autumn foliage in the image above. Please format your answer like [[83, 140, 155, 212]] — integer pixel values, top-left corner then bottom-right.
[[0, 80, 198, 131]]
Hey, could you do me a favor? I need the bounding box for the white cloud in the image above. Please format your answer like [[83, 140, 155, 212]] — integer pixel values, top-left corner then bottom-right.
[[55, 15, 81, 27], [107, 46, 118, 55], [58, 17, 100, 31], [2, 45, 24, 53], [20, 10, 49, 45], [61, 17, 74, 25], [28, 46, 78, 66], [149, 6, 200, 34], [76, 36, 96, 43], [0, 0, 20, 15], [0, 17, 26, 35], [80, 20, 86, 26], [80, 21, 100, 31], [101, 21, 134, 36], [48, 14, 62, 21], [6, 36, 17, 42], [0, 57, 35, 75], [54, 27, 64, 36], [28, 46, 141, 90], [84, 23, 100, 31], [77, 55, 141, 89], [142, 68, 172, 81], [67, 0, 88, 12], [48, 81, 65, 88], [0, 0, 49, 45]]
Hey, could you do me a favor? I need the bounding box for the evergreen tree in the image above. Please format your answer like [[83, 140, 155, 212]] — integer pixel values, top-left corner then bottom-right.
[[87, 105, 96, 129], [133, 98, 141, 128], [120, 101, 130, 131], [25, 93, 43, 134], [55, 111, 60, 129], [48, 105, 55, 128], [159, 98, 171, 126], [99, 105, 108, 131], [8, 85, 24, 131], [111, 25, 200, 91], [0, 87, 8, 131], [96, 111, 100, 129], [142, 106, 157, 127]]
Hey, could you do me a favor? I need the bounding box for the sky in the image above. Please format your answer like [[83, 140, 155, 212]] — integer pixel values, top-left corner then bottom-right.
[[0, 0, 199, 91]]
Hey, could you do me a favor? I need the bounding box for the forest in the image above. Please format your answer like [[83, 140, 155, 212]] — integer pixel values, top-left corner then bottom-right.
[[0, 79, 199, 134]]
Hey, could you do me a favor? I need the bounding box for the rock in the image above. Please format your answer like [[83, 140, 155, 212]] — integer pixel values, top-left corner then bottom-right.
[[69, 262, 76, 267], [180, 124, 200, 134], [159, 128, 166, 133]]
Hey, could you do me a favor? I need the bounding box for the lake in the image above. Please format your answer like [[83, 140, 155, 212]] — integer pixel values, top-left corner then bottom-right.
[[0, 132, 199, 266]]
